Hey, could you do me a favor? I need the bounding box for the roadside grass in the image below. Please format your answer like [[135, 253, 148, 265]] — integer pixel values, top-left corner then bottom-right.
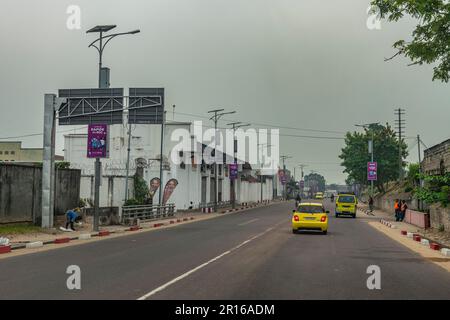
[[0, 223, 42, 235]]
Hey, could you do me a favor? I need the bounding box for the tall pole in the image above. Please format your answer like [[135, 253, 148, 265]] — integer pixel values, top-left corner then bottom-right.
[[159, 111, 166, 205], [98, 31, 103, 88], [208, 109, 236, 212], [395, 108, 406, 182], [280, 155, 291, 199], [417, 134, 422, 210], [93, 31, 104, 231], [124, 121, 132, 203], [371, 129, 374, 197]]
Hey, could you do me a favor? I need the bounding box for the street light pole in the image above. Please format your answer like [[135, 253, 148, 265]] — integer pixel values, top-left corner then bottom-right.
[[87, 25, 140, 88], [228, 122, 250, 209], [87, 25, 140, 230], [208, 109, 236, 212], [258, 143, 272, 203], [355, 122, 379, 198]]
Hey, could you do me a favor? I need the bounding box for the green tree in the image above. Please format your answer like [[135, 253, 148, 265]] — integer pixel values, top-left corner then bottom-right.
[[339, 123, 408, 192], [371, 0, 450, 82], [304, 173, 326, 193], [133, 174, 149, 204]]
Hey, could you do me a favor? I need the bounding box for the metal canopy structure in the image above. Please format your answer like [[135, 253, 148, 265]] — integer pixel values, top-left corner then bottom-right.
[[128, 88, 164, 124], [58, 88, 124, 125]]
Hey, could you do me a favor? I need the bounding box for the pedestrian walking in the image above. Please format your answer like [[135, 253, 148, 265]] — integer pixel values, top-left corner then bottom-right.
[[400, 200, 408, 222], [394, 199, 400, 221], [295, 194, 301, 208], [368, 196, 374, 213]]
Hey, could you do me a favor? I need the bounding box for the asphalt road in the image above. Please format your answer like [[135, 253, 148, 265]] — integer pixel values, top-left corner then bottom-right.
[[1, 200, 449, 299]]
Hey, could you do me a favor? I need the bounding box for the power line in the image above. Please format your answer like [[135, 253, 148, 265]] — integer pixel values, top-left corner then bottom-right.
[[0, 126, 88, 140], [172, 110, 346, 135]]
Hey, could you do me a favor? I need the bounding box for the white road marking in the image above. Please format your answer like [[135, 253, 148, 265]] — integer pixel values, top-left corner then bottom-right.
[[137, 221, 283, 300], [238, 218, 259, 226]]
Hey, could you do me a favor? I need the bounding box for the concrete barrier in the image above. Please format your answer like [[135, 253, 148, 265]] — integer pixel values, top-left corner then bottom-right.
[[0, 245, 11, 254], [26, 241, 43, 249], [430, 243, 441, 251], [421, 239, 430, 246], [440, 248, 450, 257], [79, 234, 91, 240], [54, 238, 70, 244], [406, 232, 414, 238]]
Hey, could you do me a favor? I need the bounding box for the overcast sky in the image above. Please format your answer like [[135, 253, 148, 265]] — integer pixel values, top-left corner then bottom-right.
[[0, 0, 448, 184]]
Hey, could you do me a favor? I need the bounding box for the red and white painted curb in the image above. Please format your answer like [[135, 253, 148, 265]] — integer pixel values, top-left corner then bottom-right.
[[380, 219, 450, 257], [380, 219, 397, 229], [202, 207, 213, 213], [1, 215, 198, 254]]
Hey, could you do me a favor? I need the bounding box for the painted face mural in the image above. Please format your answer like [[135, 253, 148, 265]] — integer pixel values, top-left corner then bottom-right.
[[162, 179, 178, 205], [148, 177, 161, 199]]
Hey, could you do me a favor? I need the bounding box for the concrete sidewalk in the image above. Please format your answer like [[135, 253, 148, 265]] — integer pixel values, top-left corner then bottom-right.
[[357, 203, 450, 249]]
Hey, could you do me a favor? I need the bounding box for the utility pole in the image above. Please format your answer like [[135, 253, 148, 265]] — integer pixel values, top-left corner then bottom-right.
[[208, 109, 236, 212], [159, 111, 167, 205], [258, 143, 272, 203], [417, 134, 422, 211], [395, 108, 406, 182], [355, 122, 379, 197], [228, 122, 250, 209], [298, 164, 307, 197], [280, 155, 291, 199]]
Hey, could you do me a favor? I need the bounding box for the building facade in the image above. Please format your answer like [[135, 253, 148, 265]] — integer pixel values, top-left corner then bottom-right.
[[64, 122, 279, 211], [422, 138, 450, 175], [0, 141, 43, 162]]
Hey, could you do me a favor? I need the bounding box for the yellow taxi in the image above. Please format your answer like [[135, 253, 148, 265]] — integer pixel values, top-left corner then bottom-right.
[[314, 192, 324, 199], [335, 193, 357, 218], [292, 203, 329, 235]]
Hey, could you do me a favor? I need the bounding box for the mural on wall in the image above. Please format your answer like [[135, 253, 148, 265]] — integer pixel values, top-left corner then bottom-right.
[[162, 178, 178, 205]]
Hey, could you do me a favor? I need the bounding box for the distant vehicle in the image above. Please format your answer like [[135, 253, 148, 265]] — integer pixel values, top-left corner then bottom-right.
[[292, 202, 329, 235], [315, 192, 324, 199], [335, 193, 358, 218]]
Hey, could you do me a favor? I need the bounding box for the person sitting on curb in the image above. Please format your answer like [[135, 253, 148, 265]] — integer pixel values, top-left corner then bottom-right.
[[65, 208, 81, 231]]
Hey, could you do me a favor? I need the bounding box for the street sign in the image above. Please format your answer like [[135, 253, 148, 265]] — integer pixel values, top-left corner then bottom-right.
[[87, 124, 109, 158], [58, 88, 124, 125], [368, 161, 377, 181], [299, 180, 304, 188], [229, 164, 238, 180], [128, 88, 164, 124]]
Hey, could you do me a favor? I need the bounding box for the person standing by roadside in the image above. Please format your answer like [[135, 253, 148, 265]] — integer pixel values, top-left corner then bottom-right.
[[400, 200, 408, 222], [368, 196, 374, 213], [394, 199, 400, 221]]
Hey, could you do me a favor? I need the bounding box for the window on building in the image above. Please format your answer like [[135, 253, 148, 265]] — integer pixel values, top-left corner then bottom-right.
[[4, 151, 9, 155], [10, 151, 15, 155], [0, 151, 3, 155]]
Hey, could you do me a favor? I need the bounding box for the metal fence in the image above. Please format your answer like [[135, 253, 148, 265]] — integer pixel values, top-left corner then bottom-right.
[[122, 203, 175, 225]]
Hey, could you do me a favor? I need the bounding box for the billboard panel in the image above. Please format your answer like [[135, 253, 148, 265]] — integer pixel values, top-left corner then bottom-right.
[[128, 88, 164, 124], [58, 88, 124, 125], [87, 124, 109, 158], [368, 161, 377, 181]]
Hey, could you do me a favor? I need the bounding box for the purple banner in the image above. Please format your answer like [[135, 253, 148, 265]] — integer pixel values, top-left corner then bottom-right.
[[368, 161, 377, 181], [229, 164, 238, 180], [87, 124, 108, 158]]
